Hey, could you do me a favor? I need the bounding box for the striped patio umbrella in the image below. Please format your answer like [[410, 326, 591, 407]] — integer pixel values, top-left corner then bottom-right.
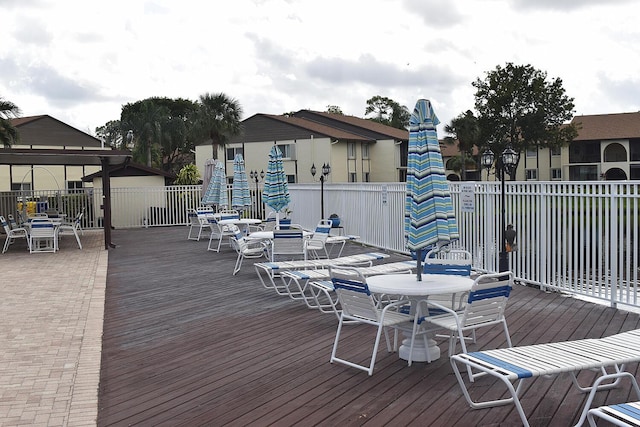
[[201, 160, 228, 209], [262, 145, 290, 226], [405, 99, 459, 280], [231, 153, 251, 212]]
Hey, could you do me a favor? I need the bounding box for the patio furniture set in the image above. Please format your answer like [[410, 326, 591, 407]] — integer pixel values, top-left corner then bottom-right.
[[1, 210, 83, 254], [255, 242, 640, 426]]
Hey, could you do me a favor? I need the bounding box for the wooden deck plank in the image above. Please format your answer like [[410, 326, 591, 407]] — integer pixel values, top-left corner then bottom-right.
[[98, 227, 640, 426]]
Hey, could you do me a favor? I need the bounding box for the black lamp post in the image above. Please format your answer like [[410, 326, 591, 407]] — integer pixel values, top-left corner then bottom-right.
[[249, 169, 264, 218], [481, 146, 518, 273], [310, 163, 331, 219]]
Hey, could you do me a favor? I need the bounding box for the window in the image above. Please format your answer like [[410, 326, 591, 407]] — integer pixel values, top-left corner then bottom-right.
[[363, 172, 370, 182], [569, 141, 601, 163], [526, 148, 537, 157], [569, 165, 599, 180], [286, 174, 295, 184], [67, 181, 84, 193], [226, 147, 244, 161], [603, 143, 627, 162], [525, 169, 538, 180], [11, 182, 31, 191], [349, 172, 357, 182], [362, 144, 369, 159], [277, 144, 292, 159], [551, 168, 562, 180], [347, 142, 356, 159], [551, 146, 561, 156]]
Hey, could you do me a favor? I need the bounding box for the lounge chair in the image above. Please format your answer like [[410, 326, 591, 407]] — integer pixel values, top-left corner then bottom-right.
[[450, 329, 640, 427], [294, 260, 417, 316], [253, 252, 390, 292], [588, 400, 640, 426]]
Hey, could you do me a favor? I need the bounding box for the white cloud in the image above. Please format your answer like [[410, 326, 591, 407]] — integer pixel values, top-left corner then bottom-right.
[[0, 0, 638, 137]]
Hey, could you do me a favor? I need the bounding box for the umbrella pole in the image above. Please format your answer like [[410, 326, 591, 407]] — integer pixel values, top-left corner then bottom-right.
[[416, 249, 422, 281]]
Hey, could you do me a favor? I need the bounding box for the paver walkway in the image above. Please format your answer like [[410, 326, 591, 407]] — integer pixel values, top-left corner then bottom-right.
[[0, 230, 106, 426]]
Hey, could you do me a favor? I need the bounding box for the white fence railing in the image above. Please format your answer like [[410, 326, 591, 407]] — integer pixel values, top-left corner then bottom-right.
[[1, 181, 638, 309]]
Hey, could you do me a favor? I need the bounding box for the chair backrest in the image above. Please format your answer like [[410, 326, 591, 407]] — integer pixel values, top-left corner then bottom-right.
[[329, 266, 379, 321], [218, 213, 240, 221], [187, 209, 201, 225], [461, 272, 513, 328], [423, 248, 472, 276], [310, 219, 332, 244], [0, 215, 11, 234], [7, 214, 19, 229], [30, 220, 56, 238], [228, 225, 247, 252], [272, 229, 305, 256]]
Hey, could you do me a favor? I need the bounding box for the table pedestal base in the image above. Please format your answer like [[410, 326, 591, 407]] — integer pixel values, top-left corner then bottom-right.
[[398, 336, 440, 363]]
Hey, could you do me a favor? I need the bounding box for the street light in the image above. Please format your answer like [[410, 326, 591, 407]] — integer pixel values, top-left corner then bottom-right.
[[249, 169, 265, 218], [310, 162, 331, 219], [482, 146, 518, 272]]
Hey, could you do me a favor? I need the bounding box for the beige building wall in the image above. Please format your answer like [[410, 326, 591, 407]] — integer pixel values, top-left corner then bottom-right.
[[89, 175, 167, 227], [368, 139, 400, 182]]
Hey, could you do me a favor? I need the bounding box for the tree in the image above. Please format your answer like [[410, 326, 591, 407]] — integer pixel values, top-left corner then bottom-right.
[[444, 110, 480, 180], [193, 92, 243, 160], [95, 120, 123, 148], [174, 164, 201, 185], [364, 96, 410, 130], [325, 105, 343, 115], [473, 63, 578, 177], [0, 97, 21, 147], [120, 97, 197, 171]]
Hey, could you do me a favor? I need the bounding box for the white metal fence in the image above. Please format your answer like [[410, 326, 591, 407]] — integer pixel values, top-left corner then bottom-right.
[[2, 181, 638, 309]]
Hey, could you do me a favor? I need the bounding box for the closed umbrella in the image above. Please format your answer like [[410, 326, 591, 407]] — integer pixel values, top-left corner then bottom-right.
[[262, 145, 290, 226], [201, 158, 217, 198], [231, 153, 252, 212], [202, 160, 228, 209], [405, 99, 459, 280]]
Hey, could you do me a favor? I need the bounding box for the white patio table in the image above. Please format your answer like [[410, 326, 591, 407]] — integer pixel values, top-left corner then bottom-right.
[[214, 218, 262, 235], [366, 273, 474, 363]]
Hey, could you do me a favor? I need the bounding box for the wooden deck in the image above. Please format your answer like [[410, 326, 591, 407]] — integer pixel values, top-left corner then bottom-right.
[[98, 227, 640, 426]]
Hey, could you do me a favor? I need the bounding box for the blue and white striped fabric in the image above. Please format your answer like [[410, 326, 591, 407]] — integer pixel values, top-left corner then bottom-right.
[[202, 160, 228, 208], [404, 99, 459, 255], [231, 153, 252, 211], [262, 145, 290, 214]]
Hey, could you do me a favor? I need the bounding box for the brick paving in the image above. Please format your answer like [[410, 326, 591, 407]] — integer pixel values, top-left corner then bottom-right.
[[0, 230, 106, 427]]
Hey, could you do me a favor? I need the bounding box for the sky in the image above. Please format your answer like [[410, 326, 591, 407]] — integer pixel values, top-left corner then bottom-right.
[[2, 0, 640, 138]]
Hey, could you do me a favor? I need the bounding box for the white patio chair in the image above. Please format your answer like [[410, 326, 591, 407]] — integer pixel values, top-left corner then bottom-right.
[[271, 229, 306, 262], [329, 266, 413, 376], [229, 225, 269, 275], [415, 271, 514, 378], [29, 218, 58, 253], [207, 218, 236, 252], [422, 247, 473, 311], [1, 215, 30, 253], [304, 219, 333, 259], [58, 211, 83, 249], [187, 208, 210, 241]]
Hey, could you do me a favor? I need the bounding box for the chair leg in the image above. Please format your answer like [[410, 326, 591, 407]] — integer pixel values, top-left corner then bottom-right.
[[233, 254, 243, 275], [2, 237, 10, 253], [73, 229, 82, 249]]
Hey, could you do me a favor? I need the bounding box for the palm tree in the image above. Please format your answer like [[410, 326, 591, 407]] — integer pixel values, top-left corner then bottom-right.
[[0, 97, 21, 147], [195, 93, 243, 160], [444, 110, 480, 180]]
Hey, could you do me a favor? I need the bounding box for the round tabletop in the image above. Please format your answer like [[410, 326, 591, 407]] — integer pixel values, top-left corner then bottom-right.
[[366, 273, 473, 296]]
